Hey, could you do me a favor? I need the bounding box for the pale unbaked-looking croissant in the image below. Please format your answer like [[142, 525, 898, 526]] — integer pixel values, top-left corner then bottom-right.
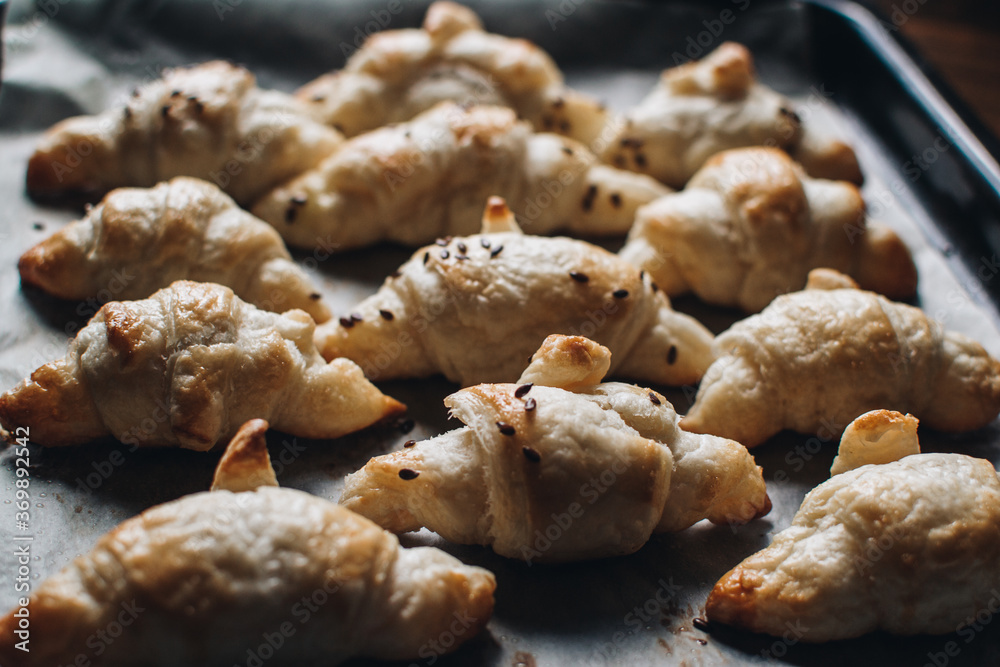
[[681, 269, 1000, 447], [0, 281, 403, 449], [618, 147, 917, 312], [0, 419, 495, 666], [706, 409, 1000, 641], [19, 177, 331, 323], [313, 197, 715, 387], [297, 1, 609, 146], [27, 61, 343, 206], [342, 335, 769, 563], [601, 42, 863, 188], [252, 102, 669, 251]]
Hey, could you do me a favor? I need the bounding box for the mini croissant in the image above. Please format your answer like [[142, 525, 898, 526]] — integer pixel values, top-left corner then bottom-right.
[[601, 42, 862, 188], [252, 103, 669, 251], [19, 177, 331, 322], [682, 269, 1000, 447], [27, 60, 343, 206], [313, 197, 715, 387], [0, 281, 403, 449], [707, 410, 1000, 641], [619, 147, 917, 311], [298, 1, 609, 146], [0, 419, 495, 666], [342, 335, 769, 563]]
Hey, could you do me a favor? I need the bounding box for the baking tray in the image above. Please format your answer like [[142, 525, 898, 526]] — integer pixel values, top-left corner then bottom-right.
[[2, 1, 1000, 665]]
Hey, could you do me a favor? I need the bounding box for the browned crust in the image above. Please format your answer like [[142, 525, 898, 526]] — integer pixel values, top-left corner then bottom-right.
[[211, 419, 278, 492]]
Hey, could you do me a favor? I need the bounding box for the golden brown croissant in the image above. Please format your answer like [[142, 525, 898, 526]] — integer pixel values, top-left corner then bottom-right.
[[600, 42, 863, 188], [19, 177, 331, 322], [682, 269, 1000, 447], [252, 102, 669, 251], [0, 419, 495, 666], [707, 410, 1000, 641], [27, 61, 342, 206], [341, 335, 769, 563], [297, 1, 609, 146], [0, 281, 403, 449], [618, 147, 917, 311], [313, 197, 715, 386]]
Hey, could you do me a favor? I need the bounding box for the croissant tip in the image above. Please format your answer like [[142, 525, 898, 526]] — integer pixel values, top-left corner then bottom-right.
[[211, 419, 278, 492]]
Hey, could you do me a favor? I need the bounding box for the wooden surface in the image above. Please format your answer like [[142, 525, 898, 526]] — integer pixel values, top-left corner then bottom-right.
[[869, 0, 1000, 140]]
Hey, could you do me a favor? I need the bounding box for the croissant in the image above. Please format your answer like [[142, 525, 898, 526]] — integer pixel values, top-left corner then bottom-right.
[[706, 410, 1000, 641], [297, 1, 608, 146], [618, 147, 917, 312], [0, 419, 495, 666], [19, 177, 331, 323], [313, 197, 715, 386], [681, 269, 1000, 447], [0, 281, 404, 449], [341, 335, 769, 563], [600, 42, 863, 188], [252, 102, 669, 251], [27, 60, 342, 206]]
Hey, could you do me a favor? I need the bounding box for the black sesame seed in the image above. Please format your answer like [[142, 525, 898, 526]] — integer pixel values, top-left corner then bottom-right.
[[160, 105, 170, 117], [32, 222, 44, 231], [497, 422, 516, 436], [403, 440, 416, 448], [693, 618, 711, 632], [423, 252, 430, 265], [309, 293, 321, 300], [524, 397, 537, 412], [285, 207, 297, 223], [193, 101, 205, 113], [457, 242, 467, 254], [187, 95, 198, 102], [613, 289, 629, 299], [379, 309, 395, 321], [339, 316, 355, 328], [333, 124, 345, 134], [610, 193, 622, 208], [635, 154, 647, 168], [490, 245, 503, 258], [559, 120, 570, 133], [649, 391, 661, 405], [639, 270, 646, 281], [123, 107, 132, 120], [552, 97, 565, 109], [667, 345, 678, 365], [398, 468, 419, 480], [569, 271, 589, 283], [290, 194, 307, 205], [514, 383, 534, 398], [398, 419, 415, 434], [480, 238, 491, 249], [170, 89, 181, 97], [562, 146, 573, 156], [522, 446, 541, 462], [311, 94, 326, 103], [651, 282, 659, 293], [440, 249, 450, 259]]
